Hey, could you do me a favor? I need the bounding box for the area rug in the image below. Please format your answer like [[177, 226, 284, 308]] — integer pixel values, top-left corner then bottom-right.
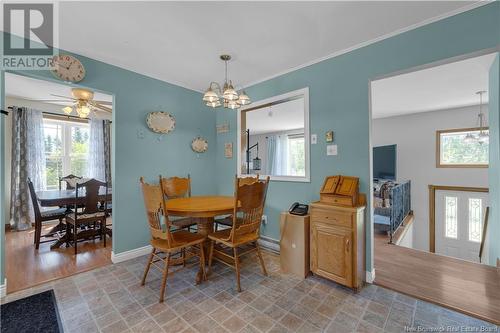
[[1, 290, 63, 333]]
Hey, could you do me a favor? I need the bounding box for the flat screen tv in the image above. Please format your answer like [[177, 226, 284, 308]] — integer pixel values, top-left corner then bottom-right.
[[373, 144, 396, 180]]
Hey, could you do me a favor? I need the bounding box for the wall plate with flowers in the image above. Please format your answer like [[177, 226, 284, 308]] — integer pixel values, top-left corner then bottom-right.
[[191, 137, 208, 153]]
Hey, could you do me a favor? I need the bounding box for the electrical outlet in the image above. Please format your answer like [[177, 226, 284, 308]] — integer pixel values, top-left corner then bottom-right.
[[262, 215, 267, 225]]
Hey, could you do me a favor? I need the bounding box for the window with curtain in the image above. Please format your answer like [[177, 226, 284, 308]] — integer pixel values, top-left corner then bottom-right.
[[43, 118, 90, 189]]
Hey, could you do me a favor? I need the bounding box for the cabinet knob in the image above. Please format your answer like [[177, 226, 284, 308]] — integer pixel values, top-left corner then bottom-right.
[[346, 239, 350, 252]]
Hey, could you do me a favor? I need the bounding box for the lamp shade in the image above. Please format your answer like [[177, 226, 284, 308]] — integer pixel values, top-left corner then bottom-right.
[[238, 91, 251, 105], [227, 100, 239, 109], [203, 88, 219, 103], [223, 82, 238, 101], [252, 157, 261, 171], [206, 100, 221, 108], [62, 106, 73, 115]]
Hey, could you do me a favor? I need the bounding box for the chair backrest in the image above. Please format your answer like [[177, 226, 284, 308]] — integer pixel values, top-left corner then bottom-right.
[[75, 178, 108, 217], [27, 178, 42, 221], [230, 175, 270, 242], [59, 174, 83, 190], [140, 177, 173, 246], [159, 175, 191, 199], [239, 174, 259, 186]]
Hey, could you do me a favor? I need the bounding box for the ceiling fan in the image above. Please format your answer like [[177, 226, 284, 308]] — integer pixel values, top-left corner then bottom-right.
[[34, 88, 112, 118]]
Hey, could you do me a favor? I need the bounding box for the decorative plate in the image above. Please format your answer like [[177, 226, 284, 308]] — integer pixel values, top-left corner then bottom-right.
[[146, 112, 175, 134], [191, 137, 208, 153]]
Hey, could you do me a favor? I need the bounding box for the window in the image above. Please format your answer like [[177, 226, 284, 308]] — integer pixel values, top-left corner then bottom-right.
[[43, 118, 89, 189], [468, 198, 483, 243], [445, 196, 458, 239], [436, 128, 488, 168], [287, 135, 305, 176]]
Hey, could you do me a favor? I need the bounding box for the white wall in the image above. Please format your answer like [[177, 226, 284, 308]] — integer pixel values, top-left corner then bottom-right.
[[372, 105, 489, 251]]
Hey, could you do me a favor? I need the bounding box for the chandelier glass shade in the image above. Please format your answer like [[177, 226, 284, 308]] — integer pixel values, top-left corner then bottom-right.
[[61, 102, 92, 118], [203, 55, 251, 109]]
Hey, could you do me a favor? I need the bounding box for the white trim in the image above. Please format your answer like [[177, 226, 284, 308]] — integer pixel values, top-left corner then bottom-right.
[[0, 279, 7, 298], [111, 245, 152, 264], [366, 269, 376, 284], [237, 87, 311, 183], [241, 1, 490, 89], [258, 236, 280, 253]]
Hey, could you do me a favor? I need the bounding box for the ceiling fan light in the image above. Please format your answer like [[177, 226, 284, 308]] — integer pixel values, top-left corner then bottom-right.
[[203, 88, 219, 103], [238, 91, 251, 105], [62, 106, 73, 115], [77, 105, 91, 118]]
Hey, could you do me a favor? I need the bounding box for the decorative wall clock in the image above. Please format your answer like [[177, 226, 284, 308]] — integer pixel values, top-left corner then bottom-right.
[[146, 112, 176, 134], [191, 137, 208, 153], [52, 54, 86, 82]]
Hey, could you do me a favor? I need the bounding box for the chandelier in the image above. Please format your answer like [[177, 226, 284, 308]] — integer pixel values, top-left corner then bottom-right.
[[464, 91, 488, 144], [203, 55, 251, 109]]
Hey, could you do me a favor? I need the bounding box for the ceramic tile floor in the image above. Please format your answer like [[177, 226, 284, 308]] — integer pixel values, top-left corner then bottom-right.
[[1, 251, 498, 333]]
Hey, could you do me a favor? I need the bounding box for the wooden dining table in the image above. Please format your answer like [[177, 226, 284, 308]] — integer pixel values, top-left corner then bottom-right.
[[36, 188, 112, 249], [165, 195, 234, 261]]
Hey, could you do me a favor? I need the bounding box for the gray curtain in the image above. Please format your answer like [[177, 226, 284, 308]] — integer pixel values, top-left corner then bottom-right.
[[103, 120, 112, 186], [88, 119, 111, 185], [10, 107, 46, 230], [266, 135, 277, 175]]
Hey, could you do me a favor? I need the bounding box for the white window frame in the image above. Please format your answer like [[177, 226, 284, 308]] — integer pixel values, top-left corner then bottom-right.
[[237, 87, 310, 182], [43, 117, 89, 189]]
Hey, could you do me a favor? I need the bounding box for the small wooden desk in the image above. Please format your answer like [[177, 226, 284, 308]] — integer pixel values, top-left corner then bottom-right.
[[165, 196, 234, 260]]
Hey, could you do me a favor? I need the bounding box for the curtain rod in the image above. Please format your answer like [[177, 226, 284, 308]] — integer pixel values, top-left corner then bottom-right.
[[5, 106, 112, 123]]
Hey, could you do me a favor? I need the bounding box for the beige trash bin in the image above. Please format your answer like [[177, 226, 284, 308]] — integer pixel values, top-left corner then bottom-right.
[[279, 212, 310, 278]]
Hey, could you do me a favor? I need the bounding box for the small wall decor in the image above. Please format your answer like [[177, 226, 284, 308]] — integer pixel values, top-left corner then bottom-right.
[[146, 112, 176, 134], [326, 130, 334, 143], [191, 136, 208, 153], [224, 142, 233, 158], [216, 123, 230, 134]]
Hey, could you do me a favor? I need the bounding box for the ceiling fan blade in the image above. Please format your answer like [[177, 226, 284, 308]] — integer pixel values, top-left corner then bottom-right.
[[26, 99, 75, 103], [89, 101, 112, 113], [50, 94, 77, 100], [93, 100, 112, 105]]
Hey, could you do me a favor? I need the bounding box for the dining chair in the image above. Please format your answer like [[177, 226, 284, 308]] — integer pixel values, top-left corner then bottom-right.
[[59, 174, 83, 190], [214, 174, 260, 231], [65, 178, 109, 255], [27, 178, 68, 250], [140, 177, 206, 303], [159, 175, 196, 231], [207, 175, 270, 292]]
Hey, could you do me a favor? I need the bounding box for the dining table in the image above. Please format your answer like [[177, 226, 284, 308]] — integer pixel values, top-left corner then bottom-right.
[[165, 195, 234, 263], [36, 187, 112, 249]]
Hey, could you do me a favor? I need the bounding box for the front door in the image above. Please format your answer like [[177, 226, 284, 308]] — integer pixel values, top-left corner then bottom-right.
[[435, 190, 489, 263]]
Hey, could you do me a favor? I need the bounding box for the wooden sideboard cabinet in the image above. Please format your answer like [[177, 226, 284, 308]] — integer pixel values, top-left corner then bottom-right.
[[310, 201, 365, 290]]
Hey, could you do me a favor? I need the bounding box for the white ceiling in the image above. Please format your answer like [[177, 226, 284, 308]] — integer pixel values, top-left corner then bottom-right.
[[247, 98, 304, 135], [51, 1, 482, 92], [371, 53, 496, 119]]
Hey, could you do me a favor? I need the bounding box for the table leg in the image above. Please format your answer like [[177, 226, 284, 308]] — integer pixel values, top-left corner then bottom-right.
[[196, 217, 214, 265]]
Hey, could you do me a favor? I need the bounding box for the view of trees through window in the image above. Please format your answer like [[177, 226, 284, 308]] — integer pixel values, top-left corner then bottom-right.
[[439, 129, 488, 166], [287, 136, 305, 176], [43, 119, 89, 189]]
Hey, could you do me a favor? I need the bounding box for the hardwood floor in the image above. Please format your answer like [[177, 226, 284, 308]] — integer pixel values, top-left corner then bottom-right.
[[374, 230, 500, 325], [5, 221, 111, 294]]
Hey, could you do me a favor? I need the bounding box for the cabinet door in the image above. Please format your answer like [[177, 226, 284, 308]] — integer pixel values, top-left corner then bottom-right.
[[311, 221, 353, 287]]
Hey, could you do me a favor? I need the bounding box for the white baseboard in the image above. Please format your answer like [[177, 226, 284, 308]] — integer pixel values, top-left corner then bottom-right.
[[258, 236, 280, 253], [111, 245, 152, 264], [0, 279, 7, 298], [366, 269, 376, 283]]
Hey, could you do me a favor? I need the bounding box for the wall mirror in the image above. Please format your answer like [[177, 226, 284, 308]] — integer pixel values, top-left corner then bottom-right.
[[238, 88, 310, 182]]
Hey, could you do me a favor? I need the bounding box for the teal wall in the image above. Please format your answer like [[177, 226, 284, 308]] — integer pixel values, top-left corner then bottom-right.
[[488, 54, 500, 265], [215, 3, 500, 272], [0, 33, 217, 283]]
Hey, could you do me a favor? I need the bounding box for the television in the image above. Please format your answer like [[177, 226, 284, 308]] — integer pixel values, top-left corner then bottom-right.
[[373, 144, 396, 180]]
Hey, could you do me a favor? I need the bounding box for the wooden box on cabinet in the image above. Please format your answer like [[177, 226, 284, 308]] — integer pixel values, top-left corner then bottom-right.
[[310, 201, 365, 290]]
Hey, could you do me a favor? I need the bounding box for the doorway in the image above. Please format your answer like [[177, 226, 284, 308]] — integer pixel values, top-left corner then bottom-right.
[[4, 73, 114, 293]]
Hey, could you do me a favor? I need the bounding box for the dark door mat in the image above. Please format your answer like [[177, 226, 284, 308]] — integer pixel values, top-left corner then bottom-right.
[[1, 290, 63, 333]]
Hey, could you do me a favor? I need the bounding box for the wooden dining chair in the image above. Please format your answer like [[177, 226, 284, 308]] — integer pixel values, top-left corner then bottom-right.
[[208, 175, 270, 292], [27, 178, 68, 250], [159, 175, 197, 231], [214, 174, 260, 231], [59, 174, 83, 190], [65, 178, 109, 255], [140, 177, 206, 303]]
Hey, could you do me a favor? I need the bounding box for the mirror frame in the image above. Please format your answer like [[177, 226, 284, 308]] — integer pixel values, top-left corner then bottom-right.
[[237, 87, 310, 182]]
